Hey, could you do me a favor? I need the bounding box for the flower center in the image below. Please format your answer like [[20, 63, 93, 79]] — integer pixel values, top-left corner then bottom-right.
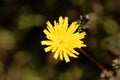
[[59, 39, 64, 44]]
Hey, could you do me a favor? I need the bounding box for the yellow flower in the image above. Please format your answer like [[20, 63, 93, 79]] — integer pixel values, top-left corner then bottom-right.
[[41, 16, 86, 62]]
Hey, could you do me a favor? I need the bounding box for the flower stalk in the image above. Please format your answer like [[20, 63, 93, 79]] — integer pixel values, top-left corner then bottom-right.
[[78, 48, 106, 72]]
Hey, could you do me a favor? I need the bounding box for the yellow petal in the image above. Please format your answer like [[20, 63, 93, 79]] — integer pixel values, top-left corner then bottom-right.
[[66, 22, 78, 34], [70, 49, 79, 55], [60, 52, 63, 60], [54, 23, 59, 36], [63, 51, 70, 62], [43, 29, 50, 35], [46, 21, 54, 33], [76, 32, 86, 39], [65, 49, 78, 58], [51, 46, 58, 52], [41, 40, 53, 45], [62, 17, 68, 33], [54, 20, 57, 26], [53, 49, 59, 59], [44, 46, 53, 52], [59, 16, 63, 26]]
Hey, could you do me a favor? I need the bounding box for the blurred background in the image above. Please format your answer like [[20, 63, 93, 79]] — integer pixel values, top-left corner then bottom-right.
[[0, 0, 120, 80]]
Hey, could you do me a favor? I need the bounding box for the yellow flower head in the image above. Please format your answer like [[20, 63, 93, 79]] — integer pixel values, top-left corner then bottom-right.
[[41, 16, 86, 62]]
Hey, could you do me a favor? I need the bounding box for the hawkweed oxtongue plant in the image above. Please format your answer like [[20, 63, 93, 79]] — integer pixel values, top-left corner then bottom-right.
[[41, 16, 86, 63], [41, 16, 106, 72]]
